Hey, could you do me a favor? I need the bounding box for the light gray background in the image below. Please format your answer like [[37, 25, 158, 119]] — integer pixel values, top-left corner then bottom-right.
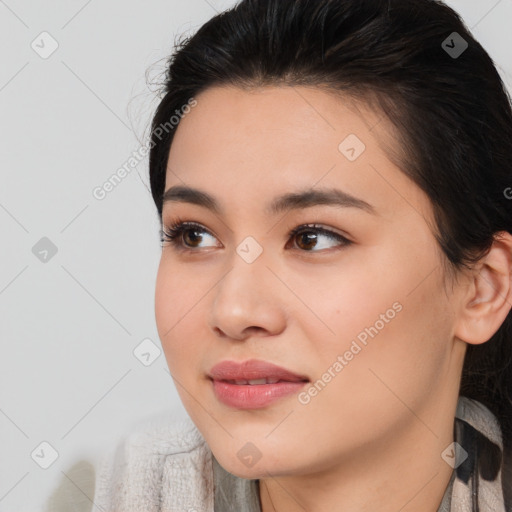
[[0, 1, 511, 510]]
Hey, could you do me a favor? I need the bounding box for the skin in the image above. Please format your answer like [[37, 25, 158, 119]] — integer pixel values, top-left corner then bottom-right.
[[154, 85, 512, 512]]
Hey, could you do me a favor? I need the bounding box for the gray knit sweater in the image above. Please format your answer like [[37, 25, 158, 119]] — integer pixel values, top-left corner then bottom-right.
[[92, 397, 508, 511]]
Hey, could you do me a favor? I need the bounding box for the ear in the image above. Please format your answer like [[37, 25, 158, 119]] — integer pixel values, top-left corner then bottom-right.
[[454, 231, 512, 345]]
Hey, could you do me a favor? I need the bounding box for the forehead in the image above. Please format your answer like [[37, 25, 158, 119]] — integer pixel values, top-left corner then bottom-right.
[[172, 85, 383, 153], [164, 85, 431, 223]]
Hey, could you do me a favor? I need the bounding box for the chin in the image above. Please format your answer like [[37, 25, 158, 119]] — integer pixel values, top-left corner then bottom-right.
[[212, 450, 277, 479], [209, 436, 299, 480]]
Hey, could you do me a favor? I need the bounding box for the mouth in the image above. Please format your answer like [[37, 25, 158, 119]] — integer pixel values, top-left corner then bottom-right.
[[209, 378, 309, 409], [219, 377, 304, 385], [208, 358, 310, 383], [208, 359, 310, 409]]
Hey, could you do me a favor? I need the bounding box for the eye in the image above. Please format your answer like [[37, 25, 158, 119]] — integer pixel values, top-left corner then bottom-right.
[[287, 224, 352, 252], [160, 218, 219, 251], [160, 219, 352, 253]]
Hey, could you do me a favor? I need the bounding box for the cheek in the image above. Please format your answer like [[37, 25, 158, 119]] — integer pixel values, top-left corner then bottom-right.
[[154, 258, 176, 343], [155, 255, 207, 331], [302, 241, 451, 394], [293, 250, 401, 357], [154, 258, 203, 372], [292, 283, 452, 457]]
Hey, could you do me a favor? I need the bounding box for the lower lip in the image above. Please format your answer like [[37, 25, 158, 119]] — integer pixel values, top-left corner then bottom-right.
[[211, 379, 308, 409]]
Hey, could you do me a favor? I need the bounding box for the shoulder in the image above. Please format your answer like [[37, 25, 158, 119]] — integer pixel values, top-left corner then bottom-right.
[[452, 396, 508, 511], [115, 412, 207, 455], [456, 396, 503, 448], [94, 413, 214, 512]]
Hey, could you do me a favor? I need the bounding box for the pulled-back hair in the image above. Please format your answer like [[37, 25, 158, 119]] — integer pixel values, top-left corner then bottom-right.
[[148, 0, 512, 501]]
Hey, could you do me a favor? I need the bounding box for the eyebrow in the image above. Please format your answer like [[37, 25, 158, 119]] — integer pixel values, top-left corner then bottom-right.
[[162, 185, 376, 216]]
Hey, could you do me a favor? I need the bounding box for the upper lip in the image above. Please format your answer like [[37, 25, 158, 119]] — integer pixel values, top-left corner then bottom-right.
[[208, 359, 309, 382]]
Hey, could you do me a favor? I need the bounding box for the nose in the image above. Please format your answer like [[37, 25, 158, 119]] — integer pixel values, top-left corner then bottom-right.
[[208, 248, 287, 341]]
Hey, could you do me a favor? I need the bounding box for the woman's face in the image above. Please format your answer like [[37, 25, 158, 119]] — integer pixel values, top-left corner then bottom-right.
[[155, 85, 466, 478]]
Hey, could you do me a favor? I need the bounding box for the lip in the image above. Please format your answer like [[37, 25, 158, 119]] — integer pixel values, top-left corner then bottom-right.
[[209, 359, 309, 382], [208, 359, 309, 409]]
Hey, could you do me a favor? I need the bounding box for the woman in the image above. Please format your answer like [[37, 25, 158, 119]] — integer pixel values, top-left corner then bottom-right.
[[95, 0, 512, 510]]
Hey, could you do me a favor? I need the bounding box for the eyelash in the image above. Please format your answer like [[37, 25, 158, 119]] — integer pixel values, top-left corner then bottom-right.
[[160, 217, 353, 253]]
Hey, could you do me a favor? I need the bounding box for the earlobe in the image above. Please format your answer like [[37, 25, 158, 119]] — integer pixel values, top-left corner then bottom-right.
[[454, 231, 512, 345]]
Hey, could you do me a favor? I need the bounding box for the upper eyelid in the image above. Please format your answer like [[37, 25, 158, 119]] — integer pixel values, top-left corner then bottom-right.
[[163, 220, 352, 244], [289, 223, 352, 240]]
